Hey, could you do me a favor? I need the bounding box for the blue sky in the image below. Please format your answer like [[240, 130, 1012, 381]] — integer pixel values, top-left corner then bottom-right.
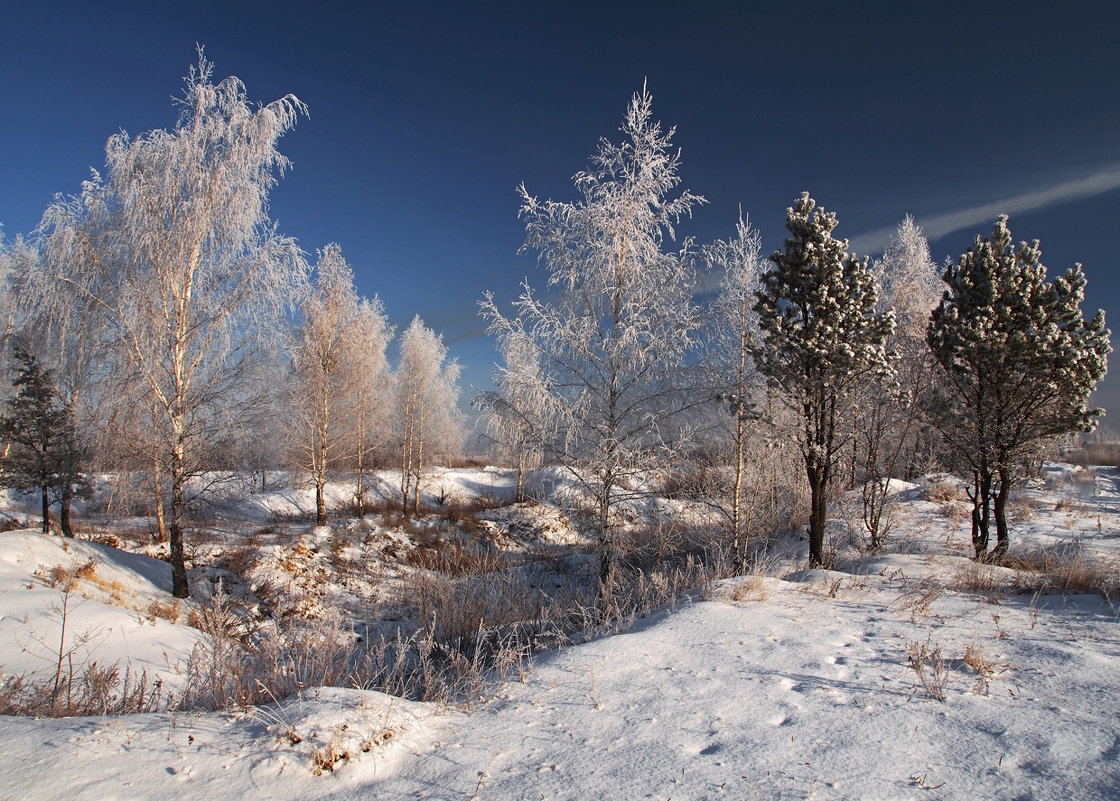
[[3, 1, 1119, 422]]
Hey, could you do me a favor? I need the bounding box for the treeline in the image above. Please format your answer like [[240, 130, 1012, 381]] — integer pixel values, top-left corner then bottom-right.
[[0, 60, 1109, 600], [0, 53, 464, 597], [478, 87, 1110, 586]]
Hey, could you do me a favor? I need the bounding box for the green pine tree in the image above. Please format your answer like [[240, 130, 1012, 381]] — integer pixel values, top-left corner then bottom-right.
[[928, 216, 1110, 558], [0, 345, 87, 536], [752, 193, 894, 567]]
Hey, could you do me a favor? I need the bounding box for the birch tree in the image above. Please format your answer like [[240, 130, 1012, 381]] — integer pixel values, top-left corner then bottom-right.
[[857, 216, 943, 548], [396, 316, 462, 513], [707, 212, 766, 571], [0, 229, 27, 350], [752, 193, 894, 567], [32, 50, 308, 597], [480, 85, 705, 589], [478, 331, 544, 503], [347, 297, 393, 517], [290, 244, 359, 526]]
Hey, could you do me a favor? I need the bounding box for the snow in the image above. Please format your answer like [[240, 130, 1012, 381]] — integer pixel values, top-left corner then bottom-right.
[[1, 464, 1119, 800], [0, 530, 205, 691]]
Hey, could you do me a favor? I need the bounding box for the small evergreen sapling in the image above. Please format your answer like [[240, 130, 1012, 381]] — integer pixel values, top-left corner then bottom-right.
[[0, 346, 88, 536]]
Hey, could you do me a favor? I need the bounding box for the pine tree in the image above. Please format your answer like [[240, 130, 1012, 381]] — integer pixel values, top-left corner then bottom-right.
[[928, 215, 1110, 558], [752, 193, 894, 567], [0, 345, 87, 536]]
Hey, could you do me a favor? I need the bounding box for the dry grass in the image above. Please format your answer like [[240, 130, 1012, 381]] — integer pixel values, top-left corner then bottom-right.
[[891, 579, 944, 621], [402, 538, 511, 576], [1005, 494, 1038, 523], [1002, 548, 1119, 599], [906, 638, 948, 702], [951, 546, 1118, 600], [919, 481, 965, 504], [951, 561, 1010, 597], [1064, 443, 1120, 467], [146, 599, 182, 623], [0, 661, 167, 717], [961, 642, 1008, 695], [729, 575, 769, 603]]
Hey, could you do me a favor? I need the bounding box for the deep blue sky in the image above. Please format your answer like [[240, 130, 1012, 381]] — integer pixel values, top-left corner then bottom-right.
[[3, 1, 1120, 422]]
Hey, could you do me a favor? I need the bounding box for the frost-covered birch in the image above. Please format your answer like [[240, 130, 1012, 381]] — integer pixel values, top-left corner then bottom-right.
[[478, 331, 544, 503], [290, 244, 360, 527], [857, 216, 943, 548], [31, 50, 308, 597], [0, 228, 28, 350], [347, 296, 393, 517], [396, 316, 462, 513], [706, 212, 766, 571], [480, 85, 705, 590]]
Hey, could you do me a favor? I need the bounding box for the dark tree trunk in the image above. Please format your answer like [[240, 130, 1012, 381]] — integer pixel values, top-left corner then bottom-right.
[[807, 466, 827, 567], [169, 434, 190, 599], [597, 484, 613, 591], [315, 481, 327, 527], [970, 470, 993, 560], [992, 467, 1011, 558], [60, 490, 73, 538], [40, 485, 50, 536]]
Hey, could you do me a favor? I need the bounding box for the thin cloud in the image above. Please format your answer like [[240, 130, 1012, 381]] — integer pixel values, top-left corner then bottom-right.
[[849, 164, 1120, 256]]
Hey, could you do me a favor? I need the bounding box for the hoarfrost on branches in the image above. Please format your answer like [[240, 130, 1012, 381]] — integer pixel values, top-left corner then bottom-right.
[[480, 84, 706, 590], [396, 316, 463, 513], [30, 49, 308, 597], [706, 211, 766, 570], [289, 244, 391, 526]]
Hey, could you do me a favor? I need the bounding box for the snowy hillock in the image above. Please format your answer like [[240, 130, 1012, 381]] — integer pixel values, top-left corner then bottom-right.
[[1, 463, 1118, 800], [0, 530, 206, 696]]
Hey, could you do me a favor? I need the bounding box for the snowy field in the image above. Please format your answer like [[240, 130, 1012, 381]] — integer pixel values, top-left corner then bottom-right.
[[0, 464, 1118, 800]]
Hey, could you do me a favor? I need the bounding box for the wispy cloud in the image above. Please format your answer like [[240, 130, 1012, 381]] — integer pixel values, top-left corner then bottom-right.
[[849, 164, 1120, 256]]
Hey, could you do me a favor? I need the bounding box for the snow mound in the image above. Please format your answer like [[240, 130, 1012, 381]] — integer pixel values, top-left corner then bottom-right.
[[0, 530, 205, 689]]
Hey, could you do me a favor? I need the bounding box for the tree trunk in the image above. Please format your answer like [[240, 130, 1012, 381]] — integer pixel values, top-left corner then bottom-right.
[[355, 417, 366, 518], [992, 467, 1010, 558], [412, 404, 425, 514], [60, 490, 73, 538], [315, 386, 329, 527], [40, 485, 50, 536], [169, 430, 190, 599], [597, 481, 614, 603], [731, 413, 745, 573], [400, 386, 413, 516], [970, 469, 993, 560], [315, 480, 326, 527], [515, 448, 525, 504], [153, 454, 168, 543], [807, 466, 827, 568]]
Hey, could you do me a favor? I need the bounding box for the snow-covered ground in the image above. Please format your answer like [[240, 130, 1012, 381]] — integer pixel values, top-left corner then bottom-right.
[[1, 464, 1118, 800]]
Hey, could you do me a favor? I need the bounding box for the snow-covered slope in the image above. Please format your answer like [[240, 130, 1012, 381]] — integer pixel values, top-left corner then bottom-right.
[[0, 464, 1118, 800], [0, 530, 204, 691]]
